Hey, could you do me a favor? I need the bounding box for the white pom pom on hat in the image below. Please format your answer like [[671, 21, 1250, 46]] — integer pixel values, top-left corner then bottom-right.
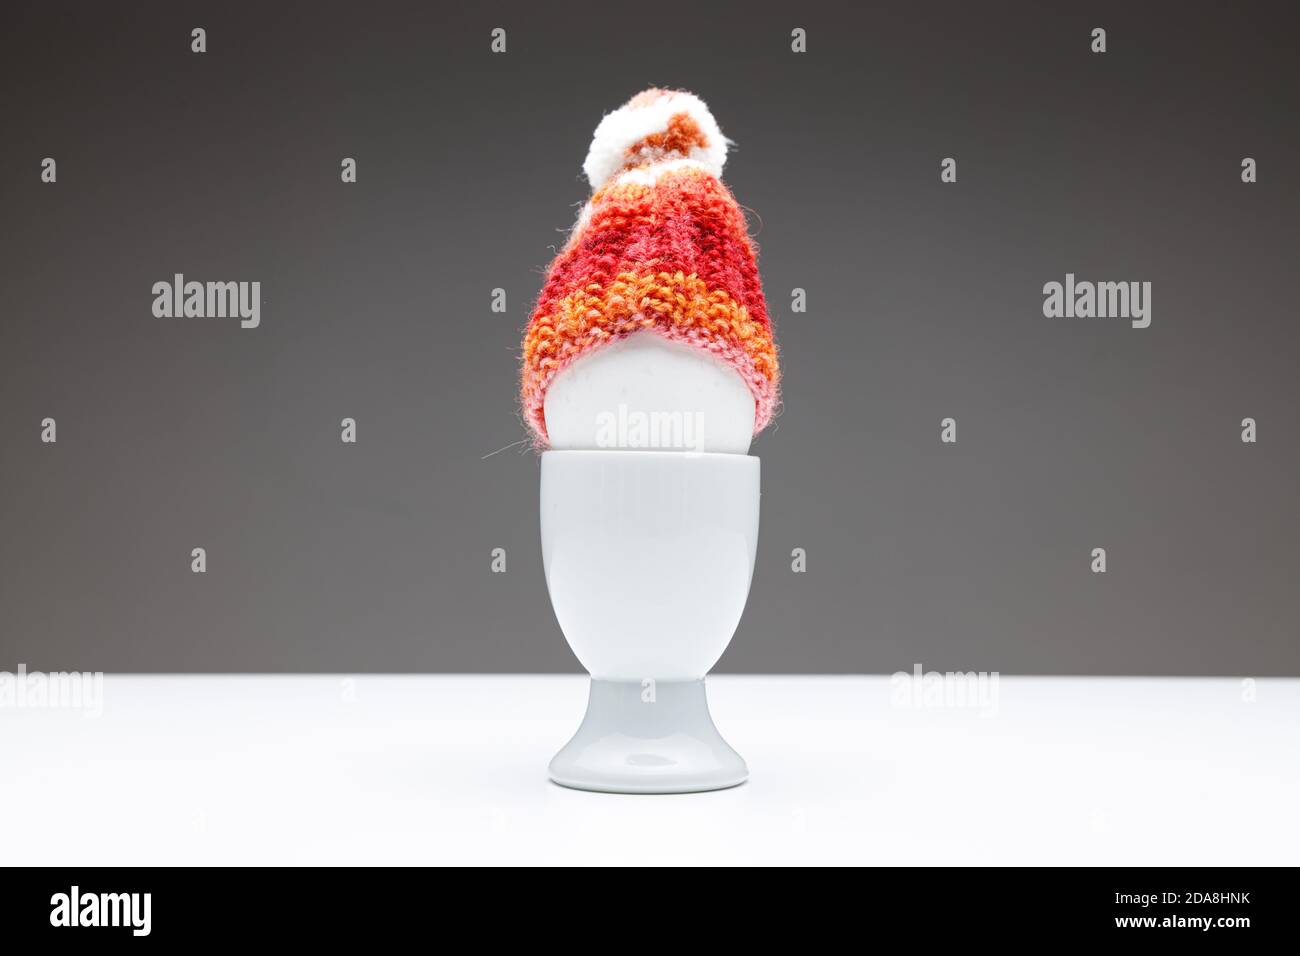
[[582, 88, 731, 190]]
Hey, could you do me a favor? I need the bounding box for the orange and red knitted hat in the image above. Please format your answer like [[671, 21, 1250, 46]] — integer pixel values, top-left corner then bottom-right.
[[521, 88, 779, 444]]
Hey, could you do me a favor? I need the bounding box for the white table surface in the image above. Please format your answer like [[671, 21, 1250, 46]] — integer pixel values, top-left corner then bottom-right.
[[3, 675, 1296, 866]]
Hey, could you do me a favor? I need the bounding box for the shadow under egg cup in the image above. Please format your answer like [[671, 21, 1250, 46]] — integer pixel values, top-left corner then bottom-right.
[[540, 450, 759, 793]]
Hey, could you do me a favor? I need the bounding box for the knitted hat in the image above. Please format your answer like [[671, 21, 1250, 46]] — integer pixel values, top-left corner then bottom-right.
[[521, 88, 779, 444]]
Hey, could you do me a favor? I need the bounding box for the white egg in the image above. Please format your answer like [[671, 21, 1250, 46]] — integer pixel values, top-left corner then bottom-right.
[[544, 332, 755, 455]]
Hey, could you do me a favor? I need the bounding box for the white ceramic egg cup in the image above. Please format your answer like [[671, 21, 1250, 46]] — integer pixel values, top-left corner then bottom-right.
[[540, 449, 759, 793]]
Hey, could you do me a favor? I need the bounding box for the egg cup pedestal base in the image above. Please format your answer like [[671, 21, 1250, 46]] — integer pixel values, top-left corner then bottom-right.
[[549, 678, 747, 794]]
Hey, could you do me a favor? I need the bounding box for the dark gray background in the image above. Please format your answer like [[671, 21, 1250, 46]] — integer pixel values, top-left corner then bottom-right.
[[2, 1, 1297, 674]]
